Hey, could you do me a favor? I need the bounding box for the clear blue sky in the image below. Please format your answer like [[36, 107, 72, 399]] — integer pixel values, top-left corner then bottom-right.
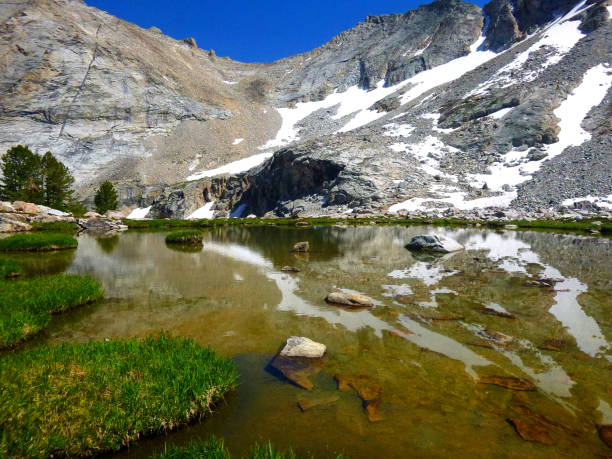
[[86, 0, 487, 63]]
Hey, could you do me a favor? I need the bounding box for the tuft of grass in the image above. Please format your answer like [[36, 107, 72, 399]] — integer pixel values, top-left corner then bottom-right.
[[165, 230, 204, 245], [0, 335, 238, 458], [155, 439, 299, 459], [0, 274, 103, 347], [157, 437, 230, 459], [29, 220, 80, 233], [0, 258, 21, 278], [0, 232, 78, 252]]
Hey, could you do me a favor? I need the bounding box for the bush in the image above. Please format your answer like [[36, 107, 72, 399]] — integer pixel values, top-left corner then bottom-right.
[[0, 274, 103, 347], [0, 335, 238, 457], [0, 258, 21, 278], [165, 230, 204, 245], [0, 232, 77, 251]]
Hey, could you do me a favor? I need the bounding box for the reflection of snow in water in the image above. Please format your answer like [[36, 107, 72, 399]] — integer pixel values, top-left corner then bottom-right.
[[381, 284, 413, 297], [599, 399, 612, 424], [461, 231, 609, 358], [399, 315, 491, 379], [202, 242, 392, 337], [486, 303, 511, 315], [388, 261, 458, 286], [418, 287, 458, 309]]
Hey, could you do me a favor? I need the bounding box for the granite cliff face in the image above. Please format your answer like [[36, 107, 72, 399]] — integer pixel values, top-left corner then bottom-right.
[[1, 0, 611, 218]]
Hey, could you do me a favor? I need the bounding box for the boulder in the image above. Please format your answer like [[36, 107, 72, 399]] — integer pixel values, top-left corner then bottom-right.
[[325, 291, 374, 308], [12, 201, 39, 214], [30, 214, 76, 224], [183, 37, 197, 48], [37, 205, 70, 217], [405, 235, 463, 253], [280, 337, 326, 358], [78, 218, 127, 232], [0, 214, 32, 232], [0, 201, 15, 213], [598, 425, 612, 449], [292, 241, 310, 252], [84, 211, 103, 219], [105, 210, 127, 219]]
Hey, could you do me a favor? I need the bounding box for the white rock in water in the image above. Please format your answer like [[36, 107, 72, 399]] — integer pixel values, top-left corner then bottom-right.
[[280, 337, 326, 358], [405, 235, 464, 253]]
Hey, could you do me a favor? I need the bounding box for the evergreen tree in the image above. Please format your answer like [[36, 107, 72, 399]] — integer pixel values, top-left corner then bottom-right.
[[94, 181, 118, 213], [40, 151, 75, 211], [0, 145, 42, 202]]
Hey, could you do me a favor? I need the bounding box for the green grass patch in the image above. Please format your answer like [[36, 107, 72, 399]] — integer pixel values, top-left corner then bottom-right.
[[0, 232, 78, 252], [0, 335, 238, 458], [0, 258, 21, 278], [165, 230, 204, 244], [29, 220, 80, 233], [125, 216, 612, 236], [0, 274, 103, 347], [155, 438, 298, 459]]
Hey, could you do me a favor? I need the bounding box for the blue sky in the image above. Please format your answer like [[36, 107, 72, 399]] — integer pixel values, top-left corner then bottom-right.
[[87, 0, 487, 63]]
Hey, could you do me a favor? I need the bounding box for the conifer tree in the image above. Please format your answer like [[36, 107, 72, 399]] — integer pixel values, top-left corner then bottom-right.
[[40, 151, 75, 211], [0, 145, 42, 202], [94, 181, 118, 213]]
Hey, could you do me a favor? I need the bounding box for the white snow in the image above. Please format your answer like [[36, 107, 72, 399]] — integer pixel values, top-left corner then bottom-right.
[[468, 18, 586, 97], [608, 5, 612, 17], [383, 123, 415, 137], [389, 137, 459, 179], [186, 201, 215, 219], [127, 206, 151, 219], [562, 194, 612, 210], [187, 152, 273, 181], [222, 80, 238, 85], [422, 113, 458, 133], [488, 107, 513, 119], [258, 35, 498, 149], [381, 284, 413, 298], [232, 138, 244, 145]]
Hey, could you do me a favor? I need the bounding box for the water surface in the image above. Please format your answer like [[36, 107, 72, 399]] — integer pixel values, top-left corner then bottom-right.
[[19, 226, 612, 457]]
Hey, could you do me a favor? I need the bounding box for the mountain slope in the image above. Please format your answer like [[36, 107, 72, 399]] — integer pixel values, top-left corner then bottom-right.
[[1, 0, 611, 218]]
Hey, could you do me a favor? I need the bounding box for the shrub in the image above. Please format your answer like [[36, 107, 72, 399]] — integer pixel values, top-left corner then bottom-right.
[[0, 335, 238, 457]]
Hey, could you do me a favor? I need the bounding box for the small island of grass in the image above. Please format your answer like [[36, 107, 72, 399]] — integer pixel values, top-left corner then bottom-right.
[[0, 232, 78, 252], [0, 335, 238, 457], [165, 230, 204, 245], [0, 274, 103, 347]]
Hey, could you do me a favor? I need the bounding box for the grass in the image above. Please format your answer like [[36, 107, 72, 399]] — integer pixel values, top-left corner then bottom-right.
[[155, 438, 298, 459], [0, 335, 238, 458], [0, 274, 103, 347], [165, 230, 204, 244], [0, 232, 78, 252], [0, 258, 21, 278], [29, 220, 80, 233], [125, 216, 612, 236]]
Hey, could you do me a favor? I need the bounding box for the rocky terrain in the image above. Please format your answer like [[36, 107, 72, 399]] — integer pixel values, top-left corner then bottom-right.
[[1, 0, 611, 219]]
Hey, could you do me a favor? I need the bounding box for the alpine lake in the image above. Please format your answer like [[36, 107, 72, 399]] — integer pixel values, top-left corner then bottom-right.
[[6, 224, 612, 458]]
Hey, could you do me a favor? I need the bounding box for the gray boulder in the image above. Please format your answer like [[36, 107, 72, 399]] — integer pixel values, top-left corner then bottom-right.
[[280, 337, 326, 358], [405, 235, 464, 253]]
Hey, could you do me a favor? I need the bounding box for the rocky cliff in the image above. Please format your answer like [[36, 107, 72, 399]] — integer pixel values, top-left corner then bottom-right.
[[1, 0, 611, 218]]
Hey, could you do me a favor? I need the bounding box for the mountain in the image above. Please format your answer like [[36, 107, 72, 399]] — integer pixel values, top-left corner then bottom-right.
[[1, 0, 611, 219]]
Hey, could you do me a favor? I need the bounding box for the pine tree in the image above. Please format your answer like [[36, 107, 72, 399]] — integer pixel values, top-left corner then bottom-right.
[[0, 145, 42, 202], [94, 181, 118, 214], [40, 151, 75, 211]]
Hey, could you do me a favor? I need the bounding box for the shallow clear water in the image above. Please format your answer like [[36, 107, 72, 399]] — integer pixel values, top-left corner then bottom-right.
[[14, 226, 612, 457]]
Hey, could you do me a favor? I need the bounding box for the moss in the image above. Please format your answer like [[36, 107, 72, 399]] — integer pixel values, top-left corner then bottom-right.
[[0, 335, 238, 457]]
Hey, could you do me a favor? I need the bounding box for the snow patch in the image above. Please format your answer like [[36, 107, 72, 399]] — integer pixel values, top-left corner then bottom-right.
[[562, 194, 612, 210], [222, 80, 238, 85], [232, 138, 244, 145], [489, 107, 513, 119], [187, 152, 273, 181], [186, 201, 215, 220], [127, 206, 151, 219], [383, 123, 415, 137]]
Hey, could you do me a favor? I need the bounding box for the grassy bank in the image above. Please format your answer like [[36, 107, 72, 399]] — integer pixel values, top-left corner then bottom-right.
[[0, 274, 103, 347], [0, 335, 238, 457], [29, 220, 80, 233], [165, 230, 204, 244], [156, 438, 297, 459], [0, 232, 78, 252], [125, 216, 612, 235], [0, 258, 21, 278]]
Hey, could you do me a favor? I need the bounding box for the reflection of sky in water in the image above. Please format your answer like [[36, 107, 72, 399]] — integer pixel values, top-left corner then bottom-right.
[[388, 261, 458, 286]]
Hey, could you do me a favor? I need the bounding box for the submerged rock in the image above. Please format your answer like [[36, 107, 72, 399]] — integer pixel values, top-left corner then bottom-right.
[[267, 355, 325, 390], [598, 425, 612, 449], [479, 376, 536, 391], [507, 418, 554, 445], [325, 292, 374, 308], [335, 374, 383, 422], [292, 241, 310, 252], [405, 235, 464, 253], [281, 266, 301, 273], [280, 337, 326, 359], [297, 393, 339, 412], [475, 307, 516, 319]]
